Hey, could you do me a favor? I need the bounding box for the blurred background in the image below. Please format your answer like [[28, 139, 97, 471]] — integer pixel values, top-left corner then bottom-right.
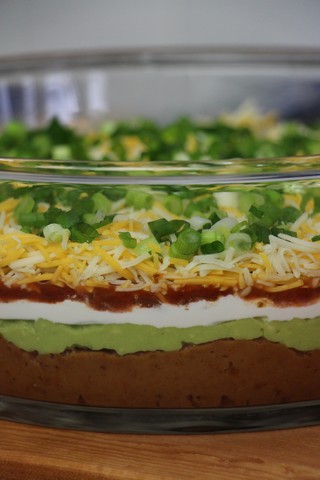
[[0, 0, 320, 127], [0, 0, 320, 56]]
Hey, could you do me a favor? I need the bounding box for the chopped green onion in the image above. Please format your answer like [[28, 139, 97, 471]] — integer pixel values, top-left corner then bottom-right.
[[169, 228, 201, 259], [148, 218, 188, 242], [70, 223, 99, 243], [195, 196, 216, 213], [184, 195, 217, 218], [312, 235, 320, 242], [301, 192, 313, 213], [312, 196, 320, 214], [225, 232, 252, 254], [43, 223, 70, 243], [92, 214, 115, 229], [188, 215, 211, 231], [249, 205, 264, 219], [173, 151, 190, 161], [270, 227, 297, 238], [100, 187, 127, 201], [119, 232, 137, 249], [19, 212, 46, 228], [23, 185, 55, 203], [248, 202, 281, 227], [214, 191, 238, 209], [184, 202, 202, 218], [92, 192, 112, 214], [230, 221, 248, 233], [126, 190, 153, 210], [244, 223, 270, 244], [100, 121, 117, 136], [82, 212, 104, 226], [164, 195, 183, 215], [238, 192, 263, 213], [2, 121, 27, 142], [265, 205, 282, 222], [31, 134, 52, 158], [20, 226, 33, 234], [14, 196, 35, 219], [210, 217, 238, 238], [257, 215, 274, 228], [283, 183, 305, 194], [45, 209, 80, 228], [279, 206, 301, 223], [201, 241, 225, 254], [201, 230, 224, 246], [264, 189, 284, 207], [209, 211, 224, 225], [135, 236, 160, 256], [73, 197, 94, 215], [52, 145, 72, 160], [0, 183, 14, 202]]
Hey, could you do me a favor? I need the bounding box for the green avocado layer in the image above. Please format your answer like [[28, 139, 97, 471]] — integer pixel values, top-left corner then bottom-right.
[[0, 317, 320, 355]]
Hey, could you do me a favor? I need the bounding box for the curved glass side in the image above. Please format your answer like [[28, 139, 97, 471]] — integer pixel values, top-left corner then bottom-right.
[[1, 156, 320, 185], [1, 395, 320, 434], [1, 48, 320, 127]]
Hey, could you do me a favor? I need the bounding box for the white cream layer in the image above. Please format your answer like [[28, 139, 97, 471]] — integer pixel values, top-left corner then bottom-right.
[[1, 295, 320, 327]]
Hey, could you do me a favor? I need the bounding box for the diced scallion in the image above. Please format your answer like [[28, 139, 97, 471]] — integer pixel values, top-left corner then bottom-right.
[[164, 195, 183, 215], [70, 223, 99, 243], [148, 218, 188, 242], [135, 236, 160, 256], [119, 232, 137, 249], [14, 196, 35, 220], [43, 223, 70, 243], [169, 228, 201, 259], [19, 212, 45, 228], [92, 192, 112, 214], [189, 215, 211, 231], [270, 227, 297, 238], [249, 205, 264, 219], [52, 145, 72, 160], [126, 190, 153, 210], [230, 221, 248, 233], [201, 229, 224, 246], [82, 212, 102, 226], [201, 241, 225, 254], [225, 232, 252, 254], [210, 217, 238, 238]]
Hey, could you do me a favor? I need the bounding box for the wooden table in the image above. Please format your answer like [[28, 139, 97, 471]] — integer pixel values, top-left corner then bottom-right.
[[1, 420, 320, 480]]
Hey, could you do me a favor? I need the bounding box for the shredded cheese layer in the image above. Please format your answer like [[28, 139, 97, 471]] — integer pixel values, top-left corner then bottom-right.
[[1, 192, 320, 296]]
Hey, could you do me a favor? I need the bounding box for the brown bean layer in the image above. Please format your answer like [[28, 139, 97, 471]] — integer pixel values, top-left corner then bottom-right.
[[0, 336, 320, 408]]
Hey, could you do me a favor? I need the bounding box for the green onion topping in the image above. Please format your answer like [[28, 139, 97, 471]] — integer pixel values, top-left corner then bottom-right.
[[119, 232, 137, 249], [148, 218, 188, 242], [169, 228, 201, 259]]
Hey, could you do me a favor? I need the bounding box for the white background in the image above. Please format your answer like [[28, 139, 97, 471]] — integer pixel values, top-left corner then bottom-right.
[[0, 0, 319, 57]]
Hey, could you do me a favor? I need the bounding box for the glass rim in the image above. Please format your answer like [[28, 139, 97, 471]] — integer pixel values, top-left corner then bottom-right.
[[1, 46, 320, 74], [1, 155, 320, 185]]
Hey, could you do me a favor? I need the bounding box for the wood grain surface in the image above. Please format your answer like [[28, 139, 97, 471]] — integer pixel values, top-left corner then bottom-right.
[[1, 420, 320, 480]]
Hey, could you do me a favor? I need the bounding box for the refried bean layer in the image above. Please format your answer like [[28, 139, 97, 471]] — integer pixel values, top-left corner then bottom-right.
[[0, 336, 320, 408]]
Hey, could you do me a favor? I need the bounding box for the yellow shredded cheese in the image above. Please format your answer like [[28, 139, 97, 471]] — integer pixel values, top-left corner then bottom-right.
[[1, 189, 320, 296]]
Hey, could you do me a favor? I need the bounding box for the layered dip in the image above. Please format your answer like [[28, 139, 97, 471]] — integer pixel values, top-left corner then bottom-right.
[[1, 153, 320, 407]]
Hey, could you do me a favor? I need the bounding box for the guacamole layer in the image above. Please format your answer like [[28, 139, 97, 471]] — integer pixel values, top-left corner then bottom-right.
[[0, 317, 319, 355]]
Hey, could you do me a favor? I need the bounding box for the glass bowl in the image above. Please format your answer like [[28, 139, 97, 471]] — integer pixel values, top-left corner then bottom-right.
[[0, 48, 320, 433], [1, 47, 320, 127]]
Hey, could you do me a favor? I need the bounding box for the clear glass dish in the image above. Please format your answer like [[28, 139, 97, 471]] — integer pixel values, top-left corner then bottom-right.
[[1, 47, 320, 126], [1, 48, 320, 433]]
